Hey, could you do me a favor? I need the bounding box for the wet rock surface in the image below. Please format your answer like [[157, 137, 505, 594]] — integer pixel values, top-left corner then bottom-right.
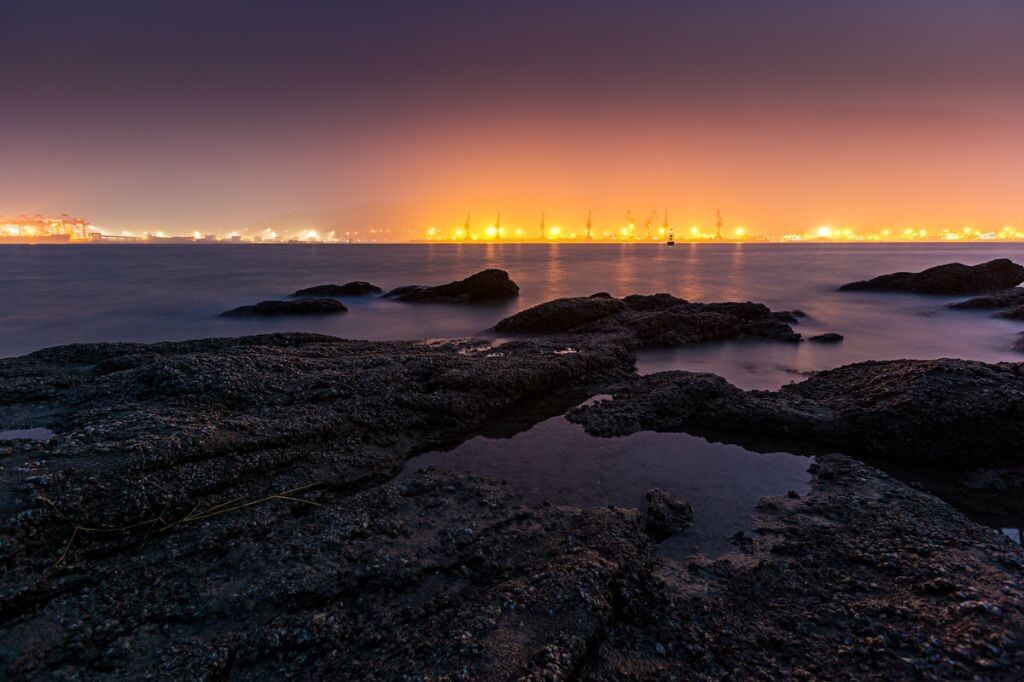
[[1, 313, 1023, 677], [384, 268, 519, 303], [771, 309, 807, 324], [292, 281, 382, 297], [222, 298, 348, 316], [995, 305, 1024, 321], [493, 293, 801, 348], [579, 455, 1024, 680], [569, 359, 1024, 466], [839, 258, 1024, 295], [644, 488, 694, 535], [0, 332, 638, 678], [948, 287, 1024, 310]]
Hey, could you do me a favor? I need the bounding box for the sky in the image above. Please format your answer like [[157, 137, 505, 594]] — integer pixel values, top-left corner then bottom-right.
[[1, 0, 1022, 237]]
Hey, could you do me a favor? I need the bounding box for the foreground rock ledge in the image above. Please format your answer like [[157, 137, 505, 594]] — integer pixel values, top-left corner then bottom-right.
[[568, 358, 1024, 466], [838, 258, 1024, 295], [1, 335, 1022, 677]]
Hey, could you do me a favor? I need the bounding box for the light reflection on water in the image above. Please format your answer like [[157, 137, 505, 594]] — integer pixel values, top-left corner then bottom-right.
[[400, 412, 812, 560], [3, 243, 1023, 379]]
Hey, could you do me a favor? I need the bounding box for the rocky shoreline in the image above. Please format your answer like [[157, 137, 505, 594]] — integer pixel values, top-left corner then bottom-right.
[[2, 289, 1023, 678]]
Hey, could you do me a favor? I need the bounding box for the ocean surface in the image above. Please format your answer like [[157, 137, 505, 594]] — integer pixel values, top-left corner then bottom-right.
[[2, 242, 1022, 383], [4, 242, 1021, 553]]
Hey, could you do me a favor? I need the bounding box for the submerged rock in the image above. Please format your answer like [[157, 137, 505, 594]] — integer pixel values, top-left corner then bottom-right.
[[222, 298, 347, 316], [772, 309, 807, 324], [292, 281, 382, 297], [644, 488, 694, 535], [493, 293, 800, 347], [994, 305, 1024, 321], [948, 287, 1024, 310], [839, 258, 1024, 295], [808, 332, 844, 343], [569, 358, 1024, 466], [384, 269, 519, 302]]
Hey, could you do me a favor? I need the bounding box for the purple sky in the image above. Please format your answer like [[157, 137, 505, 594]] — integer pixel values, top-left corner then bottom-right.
[[2, 0, 1022, 235]]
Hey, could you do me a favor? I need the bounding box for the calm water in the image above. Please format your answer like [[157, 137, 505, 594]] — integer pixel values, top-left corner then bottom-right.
[[3, 243, 1020, 552], [2, 243, 1023, 389], [400, 407, 812, 559]]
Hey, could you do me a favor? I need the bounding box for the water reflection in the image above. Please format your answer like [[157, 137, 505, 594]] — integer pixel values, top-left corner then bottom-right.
[[400, 411, 812, 560], [0, 427, 54, 441], [3, 242, 1024, 361]]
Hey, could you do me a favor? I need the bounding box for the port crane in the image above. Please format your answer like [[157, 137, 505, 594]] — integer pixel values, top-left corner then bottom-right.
[[643, 210, 659, 240]]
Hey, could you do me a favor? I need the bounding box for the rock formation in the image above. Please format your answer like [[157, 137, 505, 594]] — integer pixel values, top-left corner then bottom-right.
[[839, 259, 1024, 295], [292, 281, 382, 297], [644, 488, 694, 535], [493, 293, 800, 347], [568, 359, 1024, 466], [222, 299, 347, 316], [384, 269, 519, 303]]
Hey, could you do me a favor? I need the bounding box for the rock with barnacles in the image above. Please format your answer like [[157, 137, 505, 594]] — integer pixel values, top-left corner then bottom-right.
[[644, 488, 694, 535]]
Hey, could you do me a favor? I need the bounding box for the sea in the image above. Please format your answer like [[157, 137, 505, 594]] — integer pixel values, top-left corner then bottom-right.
[[3, 242, 1021, 554]]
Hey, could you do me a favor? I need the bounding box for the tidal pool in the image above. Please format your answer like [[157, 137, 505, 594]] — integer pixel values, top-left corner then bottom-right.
[[0, 427, 54, 441], [400, 410, 812, 560]]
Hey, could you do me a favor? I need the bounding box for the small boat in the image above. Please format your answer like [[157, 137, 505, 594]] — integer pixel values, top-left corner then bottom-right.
[[664, 210, 674, 245]]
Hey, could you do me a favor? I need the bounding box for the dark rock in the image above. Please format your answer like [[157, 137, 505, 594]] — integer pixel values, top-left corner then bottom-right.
[[964, 469, 1009, 492], [292, 281, 382, 297], [2, 334, 1023, 679], [384, 269, 519, 303], [579, 455, 1024, 680], [808, 332, 844, 343], [644, 488, 694, 534], [569, 359, 1024, 466], [222, 299, 347, 317], [494, 296, 627, 334], [838, 259, 1024, 295], [948, 287, 1024, 310], [994, 305, 1024, 321], [493, 294, 800, 347], [772, 309, 807, 324]]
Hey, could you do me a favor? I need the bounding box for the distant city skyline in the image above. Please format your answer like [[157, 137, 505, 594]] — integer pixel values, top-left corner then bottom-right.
[[2, 1, 1022, 235]]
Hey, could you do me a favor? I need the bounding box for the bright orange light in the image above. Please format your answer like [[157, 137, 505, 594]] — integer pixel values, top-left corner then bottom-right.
[[816, 226, 833, 238]]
